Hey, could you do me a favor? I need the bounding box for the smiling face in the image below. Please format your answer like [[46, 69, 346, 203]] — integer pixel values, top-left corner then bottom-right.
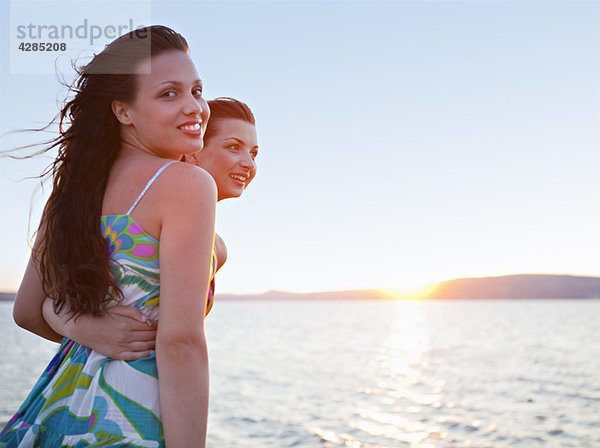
[[113, 50, 210, 159], [193, 118, 258, 201]]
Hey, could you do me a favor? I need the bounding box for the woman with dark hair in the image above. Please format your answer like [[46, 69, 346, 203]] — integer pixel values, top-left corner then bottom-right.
[[1, 26, 217, 447], [12, 97, 259, 362]]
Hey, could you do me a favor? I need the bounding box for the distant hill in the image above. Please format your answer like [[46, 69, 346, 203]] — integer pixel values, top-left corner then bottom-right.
[[0, 289, 389, 303], [217, 274, 600, 301], [216, 289, 391, 301], [426, 274, 600, 299], [2, 274, 599, 302], [0, 292, 15, 302]]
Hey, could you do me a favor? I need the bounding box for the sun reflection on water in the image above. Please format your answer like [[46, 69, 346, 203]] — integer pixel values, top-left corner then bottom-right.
[[349, 301, 443, 446], [331, 301, 501, 448]]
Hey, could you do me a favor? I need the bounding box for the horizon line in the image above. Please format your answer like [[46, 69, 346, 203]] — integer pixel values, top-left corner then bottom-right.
[[1, 272, 598, 296]]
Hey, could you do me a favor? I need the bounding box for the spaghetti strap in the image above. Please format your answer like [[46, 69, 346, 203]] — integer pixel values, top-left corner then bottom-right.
[[126, 160, 178, 215]]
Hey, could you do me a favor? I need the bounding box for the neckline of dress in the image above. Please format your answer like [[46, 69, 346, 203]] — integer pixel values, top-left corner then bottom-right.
[[101, 214, 159, 243]]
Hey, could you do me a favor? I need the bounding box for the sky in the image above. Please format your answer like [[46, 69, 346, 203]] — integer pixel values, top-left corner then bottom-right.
[[1, 0, 599, 294]]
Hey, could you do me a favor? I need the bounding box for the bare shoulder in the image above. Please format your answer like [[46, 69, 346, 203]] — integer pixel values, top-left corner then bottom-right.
[[154, 162, 217, 207], [160, 162, 216, 193], [151, 162, 217, 234]]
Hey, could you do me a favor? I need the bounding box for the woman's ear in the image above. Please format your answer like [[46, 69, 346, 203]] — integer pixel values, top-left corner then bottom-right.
[[111, 100, 134, 125]]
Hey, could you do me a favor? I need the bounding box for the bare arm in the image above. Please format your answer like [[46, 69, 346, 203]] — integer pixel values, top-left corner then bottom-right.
[[13, 224, 63, 343], [156, 164, 216, 448], [42, 299, 157, 360]]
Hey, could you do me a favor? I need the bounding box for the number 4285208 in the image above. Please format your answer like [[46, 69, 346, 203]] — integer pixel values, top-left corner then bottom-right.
[[18, 42, 67, 51]]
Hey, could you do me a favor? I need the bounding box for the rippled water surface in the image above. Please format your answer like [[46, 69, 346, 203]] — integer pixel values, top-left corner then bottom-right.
[[1, 299, 599, 447]]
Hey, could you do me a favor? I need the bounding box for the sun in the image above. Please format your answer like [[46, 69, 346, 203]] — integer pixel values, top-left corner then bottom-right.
[[377, 283, 439, 300]]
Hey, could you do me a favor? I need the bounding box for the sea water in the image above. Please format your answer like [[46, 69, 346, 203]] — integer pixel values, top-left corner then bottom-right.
[[1, 299, 599, 447]]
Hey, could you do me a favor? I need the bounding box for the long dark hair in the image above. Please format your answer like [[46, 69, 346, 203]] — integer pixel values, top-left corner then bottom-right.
[[37, 26, 189, 317]]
